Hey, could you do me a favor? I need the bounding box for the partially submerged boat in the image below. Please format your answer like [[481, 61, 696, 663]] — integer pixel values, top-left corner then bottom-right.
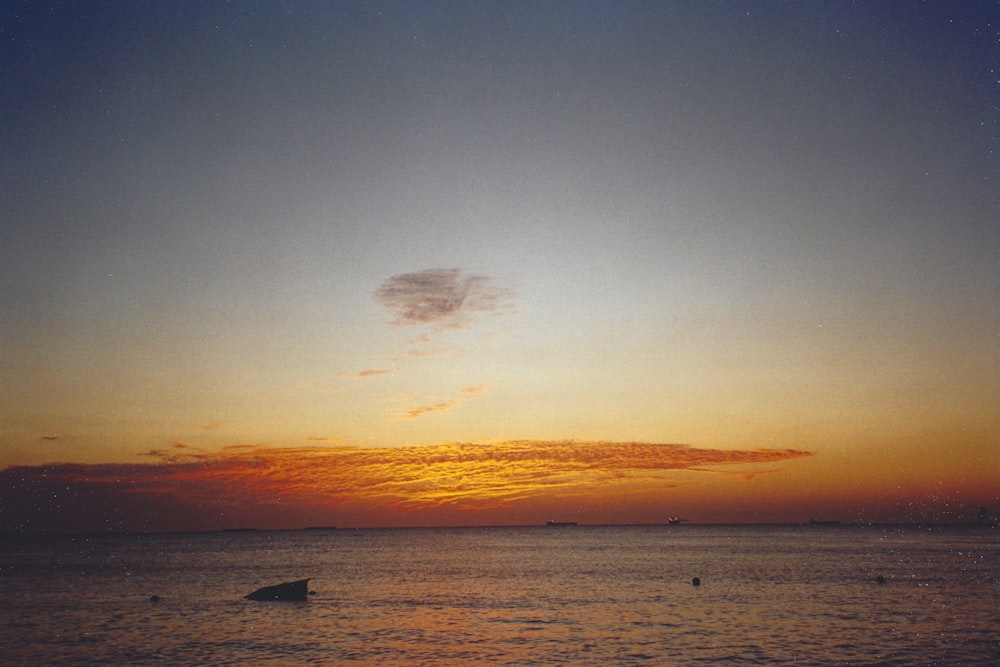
[[245, 578, 311, 601]]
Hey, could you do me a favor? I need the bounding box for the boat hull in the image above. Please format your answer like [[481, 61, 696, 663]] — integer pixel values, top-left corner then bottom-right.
[[245, 578, 310, 601]]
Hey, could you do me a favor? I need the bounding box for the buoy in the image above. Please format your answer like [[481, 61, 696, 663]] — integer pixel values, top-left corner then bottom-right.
[[149, 595, 161, 602], [875, 575, 886, 585], [692, 577, 701, 586]]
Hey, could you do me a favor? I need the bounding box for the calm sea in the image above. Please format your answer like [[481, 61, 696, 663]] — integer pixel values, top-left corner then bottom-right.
[[0, 525, 995, 666]]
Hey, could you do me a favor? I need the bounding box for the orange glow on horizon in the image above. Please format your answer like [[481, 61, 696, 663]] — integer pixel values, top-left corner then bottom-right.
[[142, 441, 814, 511], [1, 441, 813, 533]]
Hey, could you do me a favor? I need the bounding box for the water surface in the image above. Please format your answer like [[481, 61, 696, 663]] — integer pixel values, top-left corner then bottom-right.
[[1, 525, 995, 665]]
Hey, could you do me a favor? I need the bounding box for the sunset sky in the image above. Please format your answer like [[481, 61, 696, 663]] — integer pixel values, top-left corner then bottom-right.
[[2, 2, 997, 533]]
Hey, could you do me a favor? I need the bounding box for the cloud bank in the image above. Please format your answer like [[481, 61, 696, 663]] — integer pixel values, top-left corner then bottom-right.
[[0, 441, 812, 534]]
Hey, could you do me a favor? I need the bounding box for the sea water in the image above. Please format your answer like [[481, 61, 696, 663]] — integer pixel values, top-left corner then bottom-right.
[[0, 525, 995, 666]]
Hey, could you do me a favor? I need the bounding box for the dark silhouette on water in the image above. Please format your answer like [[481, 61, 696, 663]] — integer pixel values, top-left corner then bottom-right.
[[245, 578, 311, 601], [692, 577, 701, 586], [809, 518, 841, 525], [972, 506, 1000, 527]]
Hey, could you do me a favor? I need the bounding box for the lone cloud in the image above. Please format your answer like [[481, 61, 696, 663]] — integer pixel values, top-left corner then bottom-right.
[[373, 269, 514, 330]]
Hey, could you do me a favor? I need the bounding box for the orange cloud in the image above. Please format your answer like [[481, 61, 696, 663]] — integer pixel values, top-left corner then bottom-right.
[[388, 383, 493, 421], [0, 441, 812, 533], [142, 442, 207, 464]]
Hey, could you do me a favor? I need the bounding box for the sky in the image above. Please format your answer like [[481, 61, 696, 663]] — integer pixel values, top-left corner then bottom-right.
[[1, 1, 997, 533]]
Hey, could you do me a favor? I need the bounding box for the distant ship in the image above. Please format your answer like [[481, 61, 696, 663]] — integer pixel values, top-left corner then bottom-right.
[[545, 520, 578, 527], [973, 507, 998, 527], [667, 517, 688, 525], [809, 518, 841, 525]]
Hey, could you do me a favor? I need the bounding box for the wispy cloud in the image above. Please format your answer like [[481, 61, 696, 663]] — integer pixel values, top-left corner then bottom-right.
[[388, 383, 493, 421], [198, 422, 227, 431], [373, 269, 514, 331], [142, 442, 207, 464], [336, 368, 395, 379], [0, 441, 813, 533]]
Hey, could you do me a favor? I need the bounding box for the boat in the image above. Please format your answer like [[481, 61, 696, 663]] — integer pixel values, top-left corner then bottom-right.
[[545, 520, 577, 527], [667, 517, 688, 525], [809, 518, 841, 525], [245, 578, 311, 601]]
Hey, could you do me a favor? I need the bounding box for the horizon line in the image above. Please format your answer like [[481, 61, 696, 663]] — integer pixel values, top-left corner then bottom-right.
[[3, 520, 996, 538]]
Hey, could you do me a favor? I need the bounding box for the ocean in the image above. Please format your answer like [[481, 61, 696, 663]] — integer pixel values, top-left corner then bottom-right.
[[0, 525, 995, 666]]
